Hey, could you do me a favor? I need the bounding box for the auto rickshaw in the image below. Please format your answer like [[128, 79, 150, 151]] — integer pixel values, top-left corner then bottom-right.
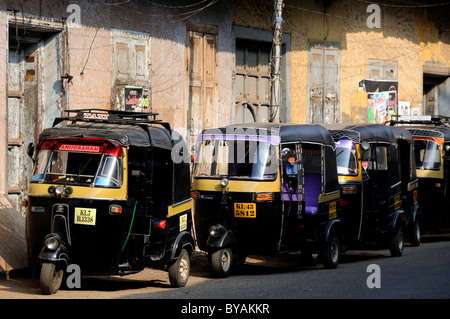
[[26, 109, 194, 294], [389, 116, 450, 232], [390, 126, 422, 246], [192, 123, 343, 277], [325, 124, 408, 256]]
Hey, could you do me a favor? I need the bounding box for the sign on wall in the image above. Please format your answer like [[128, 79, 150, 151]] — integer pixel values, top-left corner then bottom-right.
[[360, 79, 398, 123], [123, 86, 149, 112]]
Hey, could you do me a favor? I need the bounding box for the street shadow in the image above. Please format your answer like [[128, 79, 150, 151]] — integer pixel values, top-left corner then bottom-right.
[[421, 230, 450, 243], [72, 276, 169, 292]]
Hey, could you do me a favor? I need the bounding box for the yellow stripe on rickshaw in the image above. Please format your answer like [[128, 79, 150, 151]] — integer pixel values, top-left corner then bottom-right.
[[318, 190, 340, 203], [27, 183, 127, 200], [193, 172, 281, 193], [167, 199, 192, 218]]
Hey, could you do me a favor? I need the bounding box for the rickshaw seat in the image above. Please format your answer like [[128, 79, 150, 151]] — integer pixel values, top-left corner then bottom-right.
[[304, 173, 321, 215]]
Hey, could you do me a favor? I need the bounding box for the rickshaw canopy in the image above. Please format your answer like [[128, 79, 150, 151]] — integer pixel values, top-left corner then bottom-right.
[[39, 122, 174, 150], [38, 108, 180, 150], [35, 109, 190, 204], [200, 123, 336, 149], [326, 124, 397, 145]]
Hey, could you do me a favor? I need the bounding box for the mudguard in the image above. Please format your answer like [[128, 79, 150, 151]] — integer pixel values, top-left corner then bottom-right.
[[206, 229, 236, 249], [391, 209, 407, 232], [38, 244, 69, 268], [412, 204, 422, 224], [324, 219, 344, 242], [171, 231, 195, 260]]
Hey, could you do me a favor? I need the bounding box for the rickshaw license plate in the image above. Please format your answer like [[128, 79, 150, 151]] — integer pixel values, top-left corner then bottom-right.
[[234, 203, 256, 218], [75, 208, 96, 225]]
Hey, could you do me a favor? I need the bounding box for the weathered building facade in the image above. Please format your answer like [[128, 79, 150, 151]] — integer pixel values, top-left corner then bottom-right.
[[233, 0, 450, 124], [0, 0, 449, 274], [0, 0, 233, 273]]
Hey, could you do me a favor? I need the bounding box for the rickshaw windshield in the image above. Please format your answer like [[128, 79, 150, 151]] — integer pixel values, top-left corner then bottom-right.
[[335, 139, 358, 176], [31, 142, 123, 188], [414, 139, 441, 170], [195, 137, 278, 180]]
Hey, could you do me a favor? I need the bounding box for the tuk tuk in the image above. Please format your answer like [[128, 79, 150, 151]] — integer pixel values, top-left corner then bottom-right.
[[26, 109, 194, 294], [326, 124, 407, 256], [192, 123, 343, 277], [389, 126, 422, 246], [389, 116, 450, 232]]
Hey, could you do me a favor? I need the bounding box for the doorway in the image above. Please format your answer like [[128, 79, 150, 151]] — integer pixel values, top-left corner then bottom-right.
[[307, 41, 340, 124], [186, 24, 218, 150], [7, 15, 65, 212]]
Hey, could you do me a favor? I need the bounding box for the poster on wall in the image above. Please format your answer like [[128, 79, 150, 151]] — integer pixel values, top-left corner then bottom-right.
[[123, 87, 150, 112], [359, 80, 398, 123], [398, 101, 411, 116]]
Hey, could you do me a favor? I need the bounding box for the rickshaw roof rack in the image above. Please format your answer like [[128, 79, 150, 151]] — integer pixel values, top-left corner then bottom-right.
[[328, 129, 360, 143], [388, 115, 450, 127], [52, 108, 167, 128]]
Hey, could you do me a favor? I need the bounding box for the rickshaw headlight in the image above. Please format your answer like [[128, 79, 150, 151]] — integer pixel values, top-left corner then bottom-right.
[[44, 235, 60, 251], [48, 186, 56, 195], [64, 187, 73, 195], [220, 178, 229, 187], [55, 186, 64, 195], [209, 224, 223, 238]]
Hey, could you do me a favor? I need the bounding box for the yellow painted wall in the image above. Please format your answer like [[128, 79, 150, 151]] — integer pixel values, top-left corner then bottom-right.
[[233, 0, 449, 124]]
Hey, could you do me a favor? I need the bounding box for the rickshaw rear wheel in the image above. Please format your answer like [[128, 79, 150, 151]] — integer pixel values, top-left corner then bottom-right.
[[320, 235, 340, 269], [168, 248, 190, 288], [389, 225, 404, 257], [210, 248, 233, 277], [40, 262, 64, 295], [409, 219, 421, 247]]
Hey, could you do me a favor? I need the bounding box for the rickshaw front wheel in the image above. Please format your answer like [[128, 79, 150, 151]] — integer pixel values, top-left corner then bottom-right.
[[210, 248, 233, 277], [320, 235, 340, 269], [168, 248, 190, 288], [40, 262, 64, 295]]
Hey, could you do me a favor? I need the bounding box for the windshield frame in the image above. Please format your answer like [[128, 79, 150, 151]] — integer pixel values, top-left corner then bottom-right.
[[335, 139, 359, 176], [414, 138, 442, 171], [194, 135, 279, 181], [31, 138, 124, 188]]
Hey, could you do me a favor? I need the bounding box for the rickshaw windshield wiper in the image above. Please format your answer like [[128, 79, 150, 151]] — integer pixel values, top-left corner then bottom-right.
[[77, 154, 95, 181]]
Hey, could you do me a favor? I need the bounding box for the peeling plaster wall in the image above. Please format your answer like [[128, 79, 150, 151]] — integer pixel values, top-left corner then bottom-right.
[[0, 0, 233, 272], [0, 10, 7, 194], [150, 1, 233, 135], [2, 0, 232, 134]]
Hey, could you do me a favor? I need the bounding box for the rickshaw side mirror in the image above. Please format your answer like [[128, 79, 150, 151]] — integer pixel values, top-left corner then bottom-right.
[[444, 144, 450, 155], [361, 141, 370, 151], [27, 143, 35, 163]]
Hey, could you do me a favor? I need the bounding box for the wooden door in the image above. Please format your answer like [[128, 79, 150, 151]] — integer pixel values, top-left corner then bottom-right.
[[307, 42, 340, 124], [187, 28, 217, 147]]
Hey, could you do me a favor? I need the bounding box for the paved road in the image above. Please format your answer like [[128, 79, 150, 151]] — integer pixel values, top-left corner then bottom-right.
[[128, 234, 450, 300], [1, 234, 449, 302]]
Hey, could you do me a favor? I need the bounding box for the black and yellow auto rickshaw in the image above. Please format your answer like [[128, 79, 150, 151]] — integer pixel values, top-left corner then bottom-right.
[[192, 123, 343, 277], [389, 126, 422, 246], [326, 124, 408, 256], [390, 116, 450, 232], [26, 109, 194, 294]]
